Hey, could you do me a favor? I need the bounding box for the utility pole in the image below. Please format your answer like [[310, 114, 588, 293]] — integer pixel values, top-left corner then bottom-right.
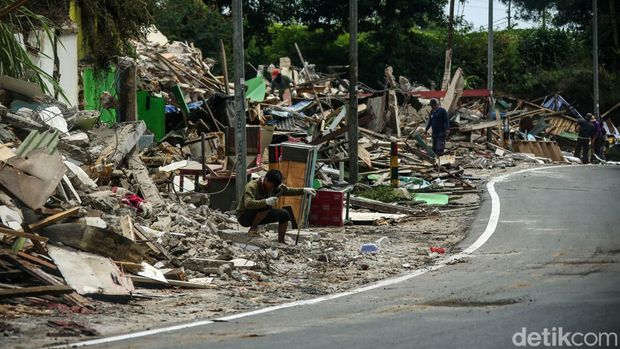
[[507, 0, 512, 29], [348, 0, 358, 184], [447, 0, 455, 50], [593, 0, 600, 118], [487, 0, 494, 142], [233, 0, 247, 203], [487, 0, 493, 95]]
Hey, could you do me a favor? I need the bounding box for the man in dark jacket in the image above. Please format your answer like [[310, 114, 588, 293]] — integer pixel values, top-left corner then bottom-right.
[[575, 113, 595, 164], [424, 98, 450, 156], [591, 117, 606, 162], [237, 169, 315, 243]]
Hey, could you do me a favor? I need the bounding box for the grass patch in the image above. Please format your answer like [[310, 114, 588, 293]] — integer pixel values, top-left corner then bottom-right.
[[355, 185, 399, 203]]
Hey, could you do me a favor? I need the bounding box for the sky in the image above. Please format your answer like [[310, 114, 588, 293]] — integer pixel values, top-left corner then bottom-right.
[[445, 0, 539, 31]]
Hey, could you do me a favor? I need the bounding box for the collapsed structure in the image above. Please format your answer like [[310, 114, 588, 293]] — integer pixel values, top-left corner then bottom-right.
[[1, 28, 619, 340]]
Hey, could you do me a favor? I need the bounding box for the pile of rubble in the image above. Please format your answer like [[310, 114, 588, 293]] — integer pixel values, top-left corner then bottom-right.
[[135, 38, 225, 99], [3, 32, 618, 345]]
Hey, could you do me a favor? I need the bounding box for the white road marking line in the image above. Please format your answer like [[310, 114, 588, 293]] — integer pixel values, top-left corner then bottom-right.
[[48, 165, 573, 348]]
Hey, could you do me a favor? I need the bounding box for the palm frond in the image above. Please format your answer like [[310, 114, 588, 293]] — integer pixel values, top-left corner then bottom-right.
[[0, 2, 66, 102]]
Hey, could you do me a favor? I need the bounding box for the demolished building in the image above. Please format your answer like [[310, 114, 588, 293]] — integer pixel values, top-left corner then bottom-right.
[[2, 22, 619, 342]]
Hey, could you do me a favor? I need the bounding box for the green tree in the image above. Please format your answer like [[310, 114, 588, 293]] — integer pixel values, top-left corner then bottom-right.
[[154, 0, 232, 65], [76, 0, 156, 69]]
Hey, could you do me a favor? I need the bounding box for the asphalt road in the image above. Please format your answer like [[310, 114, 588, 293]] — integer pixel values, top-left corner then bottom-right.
[[86, 165, 620, 349]]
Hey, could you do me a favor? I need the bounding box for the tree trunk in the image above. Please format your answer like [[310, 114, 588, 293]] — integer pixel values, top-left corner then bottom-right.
[[52, 29, 60, 100]]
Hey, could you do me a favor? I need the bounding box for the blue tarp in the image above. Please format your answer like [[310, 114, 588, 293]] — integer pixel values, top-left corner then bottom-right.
[[165, 101, 204, 114], [288, 100, 313, 112], [264, 100, 314, 124], [542, 95, 583, 119]]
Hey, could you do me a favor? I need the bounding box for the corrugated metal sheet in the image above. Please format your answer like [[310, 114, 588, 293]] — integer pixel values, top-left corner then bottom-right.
[[15, 130, 59, 156], [273, 117, 307, 133]]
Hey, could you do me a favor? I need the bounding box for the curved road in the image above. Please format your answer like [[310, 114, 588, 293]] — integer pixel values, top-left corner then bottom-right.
[[73, 166, 620, 349]]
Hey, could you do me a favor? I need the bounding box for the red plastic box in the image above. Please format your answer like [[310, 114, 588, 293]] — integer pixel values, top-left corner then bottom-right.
[[309, 190, 344, 227]]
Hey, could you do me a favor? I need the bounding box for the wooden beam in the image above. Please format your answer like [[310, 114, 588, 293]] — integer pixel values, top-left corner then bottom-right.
[[129, 275, 209, 289], [0, 226, 48, 242], [0, 285, 73, 299], [28, 207, 80, 232], [128, 150, 164, 205], [220, 39, 230, 95], [310, 114, 371, 145], [21, 223, 47, 254], [17, 252, 57, 270], [120, 216, 135, 241], [349, 196, 420, 214], [0, 269, 24, 279], [458, 120, 499, 132], [601, 102, 620, 120], [3, 254, 93, 308], [133, 224, 174, 262]]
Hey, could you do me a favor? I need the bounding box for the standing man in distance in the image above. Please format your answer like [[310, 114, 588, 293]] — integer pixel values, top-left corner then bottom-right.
[[424, 98, 450, 157], [575, 113, 595, 164]]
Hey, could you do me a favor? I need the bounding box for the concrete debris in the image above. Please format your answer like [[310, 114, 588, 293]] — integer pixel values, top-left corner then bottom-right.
[[0, 148, 66, 209], [47, 245, 134, 297], [2, 30, 610, 349]]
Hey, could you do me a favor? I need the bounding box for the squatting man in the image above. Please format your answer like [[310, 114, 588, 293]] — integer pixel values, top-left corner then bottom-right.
[[236, 169, 316, 244]]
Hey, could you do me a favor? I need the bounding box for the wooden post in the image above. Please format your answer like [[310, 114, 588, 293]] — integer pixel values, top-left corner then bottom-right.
[[220, 39, 230, 95], [201, 132, 206, 180], [118, 58, 137, 122], [390, 141, 399, 187]]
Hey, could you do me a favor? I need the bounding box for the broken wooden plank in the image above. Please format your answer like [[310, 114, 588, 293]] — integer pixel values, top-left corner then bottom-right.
[[360, 127, 390, 141], [129, 275, 210, 289], [513, 140, 564, 162], [128, 149, 164, 205], [28, 207, 80, 232], [133, 224, 174, 262], [458, 120, 499, 133], [349, 196, 419, 214], [365, 96, 388, 132], [441, 68, 464, 114], [17, 252, 57, 270], [0, 285, 74, 299], [310, 114, 372, 145], [2, 253, 93, 308], [325, 107, 346, 132], [40, 223, 148, 263], [0, 269, 24, 279], [348, 211, 407, 224], [358, 145, 373, 168], [387, 90, 401, 137], [120, 215, 136, 241], [62, 175, 82, 204], [26, 225, 48, 253], [0, 226, 48, 242]]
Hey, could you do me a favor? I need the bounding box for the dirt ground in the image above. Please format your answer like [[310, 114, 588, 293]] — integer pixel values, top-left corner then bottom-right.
[[0, 163, 540, 349]]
